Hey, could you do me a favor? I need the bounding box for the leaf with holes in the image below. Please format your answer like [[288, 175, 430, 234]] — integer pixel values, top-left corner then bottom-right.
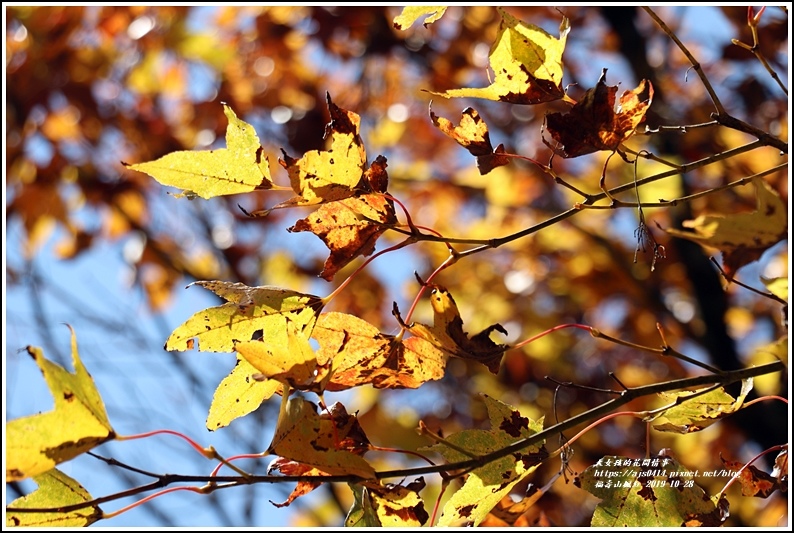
[[165, 281, 324, 354], [543, 68, 653, 157], [425, 395, 547, 526], [274, 93, 376, 209], [6, 328, 115, 482], [125, 104, 272, 199], [666, 178, 788, 276], [430, 106, 510, 175], [429, 9, 569, 104]]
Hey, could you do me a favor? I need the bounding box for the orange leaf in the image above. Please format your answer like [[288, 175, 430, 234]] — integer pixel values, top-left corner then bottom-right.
[[543, 69, 653, 158], [430, 106, 510, 175], [288, 188, 396, 281], [399, 285, 510, 374], [313, 312, 447, 390]]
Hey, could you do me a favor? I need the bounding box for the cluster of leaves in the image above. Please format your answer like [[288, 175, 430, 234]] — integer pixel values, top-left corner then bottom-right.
[[5, 5, 789, 528]]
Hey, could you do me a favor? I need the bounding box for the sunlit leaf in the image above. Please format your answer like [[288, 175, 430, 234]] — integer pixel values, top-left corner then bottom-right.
[[426, 395, 546, 526], [393, 6, 448, 30], [165, 281, 324, 354], [206, 355, 282, 431], [288, 177, 397, 281], [313, 312, 447, 390], [402, 285, 510, 373], [275, 93, 370, 208], [269, 398, 376, 479], [366, 478, 429, 526], [234, 317, 318, 389], [430, 106, 510, 174], [646, 379, 753, 433], [429, 8, 569, 104], [124, 104, 273, 199], [543, 68, 653, 157], [665, 178, 787, 275], [761, 276, 788, 302], [6, 328, 115, 482], [6, 469, 102, 527], [578, 455, 726, 526]]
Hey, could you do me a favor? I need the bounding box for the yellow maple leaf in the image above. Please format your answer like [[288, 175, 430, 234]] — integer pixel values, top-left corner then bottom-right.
[[6, 328, 115, 481], [125, 104, 273, 199], [393, 6, 448, 30], [430, 8, 569, 104], [165, 280, 324, 354], [206, 355, 281, 431], [6, 469, 102, 527]]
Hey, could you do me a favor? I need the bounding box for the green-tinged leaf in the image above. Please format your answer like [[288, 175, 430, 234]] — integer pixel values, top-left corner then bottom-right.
[[269, 398, 376, 479], [6, 328, 115, 482], [429, 106, 510, 175], [761, 276, 788, 302], [275, 93, 369, 208], [429, 8, 568, 104], [6, 469, 102, 527], [165, 281, 323, 353], [578, 455, 726, 526], [393, 6, 447, 30], [125, 104, 272, 199], [665, 178, 788, 276], [346, 485, 382, 527], [646, 379, 753, 433], [424, 395, 546, 526], [206, 355, 282, 431]]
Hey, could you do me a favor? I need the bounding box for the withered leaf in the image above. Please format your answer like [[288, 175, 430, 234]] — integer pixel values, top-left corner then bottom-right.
[[268, 402, 371, 507], [543, 68, 653, 158], [720, 455, 786, 498], [268, 398, 375, 479], [430, 106, 510, 175], [401, 285, 510, 374], [313, 312, 447, 390], [288, 189, 397, 281]]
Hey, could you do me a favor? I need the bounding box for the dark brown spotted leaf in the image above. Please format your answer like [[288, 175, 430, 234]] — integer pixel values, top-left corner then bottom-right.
[[288, 189, 397, 281], [424, 395, 546, 526], [268, 398, 375, 479], [543, 69, 653, 157], [720, 455, 786, 498]]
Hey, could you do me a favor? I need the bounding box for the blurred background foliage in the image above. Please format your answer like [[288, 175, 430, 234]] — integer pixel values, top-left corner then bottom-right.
[[5, 5, 789, 527]]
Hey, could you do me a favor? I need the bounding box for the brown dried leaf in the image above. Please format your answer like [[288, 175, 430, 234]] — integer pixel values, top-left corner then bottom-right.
[[288, 190, 397, 281], [430, 106, 510, 175], [402, 285, 510, 374], [720, 455, 786, 498], [543, 68, 653, 158]]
